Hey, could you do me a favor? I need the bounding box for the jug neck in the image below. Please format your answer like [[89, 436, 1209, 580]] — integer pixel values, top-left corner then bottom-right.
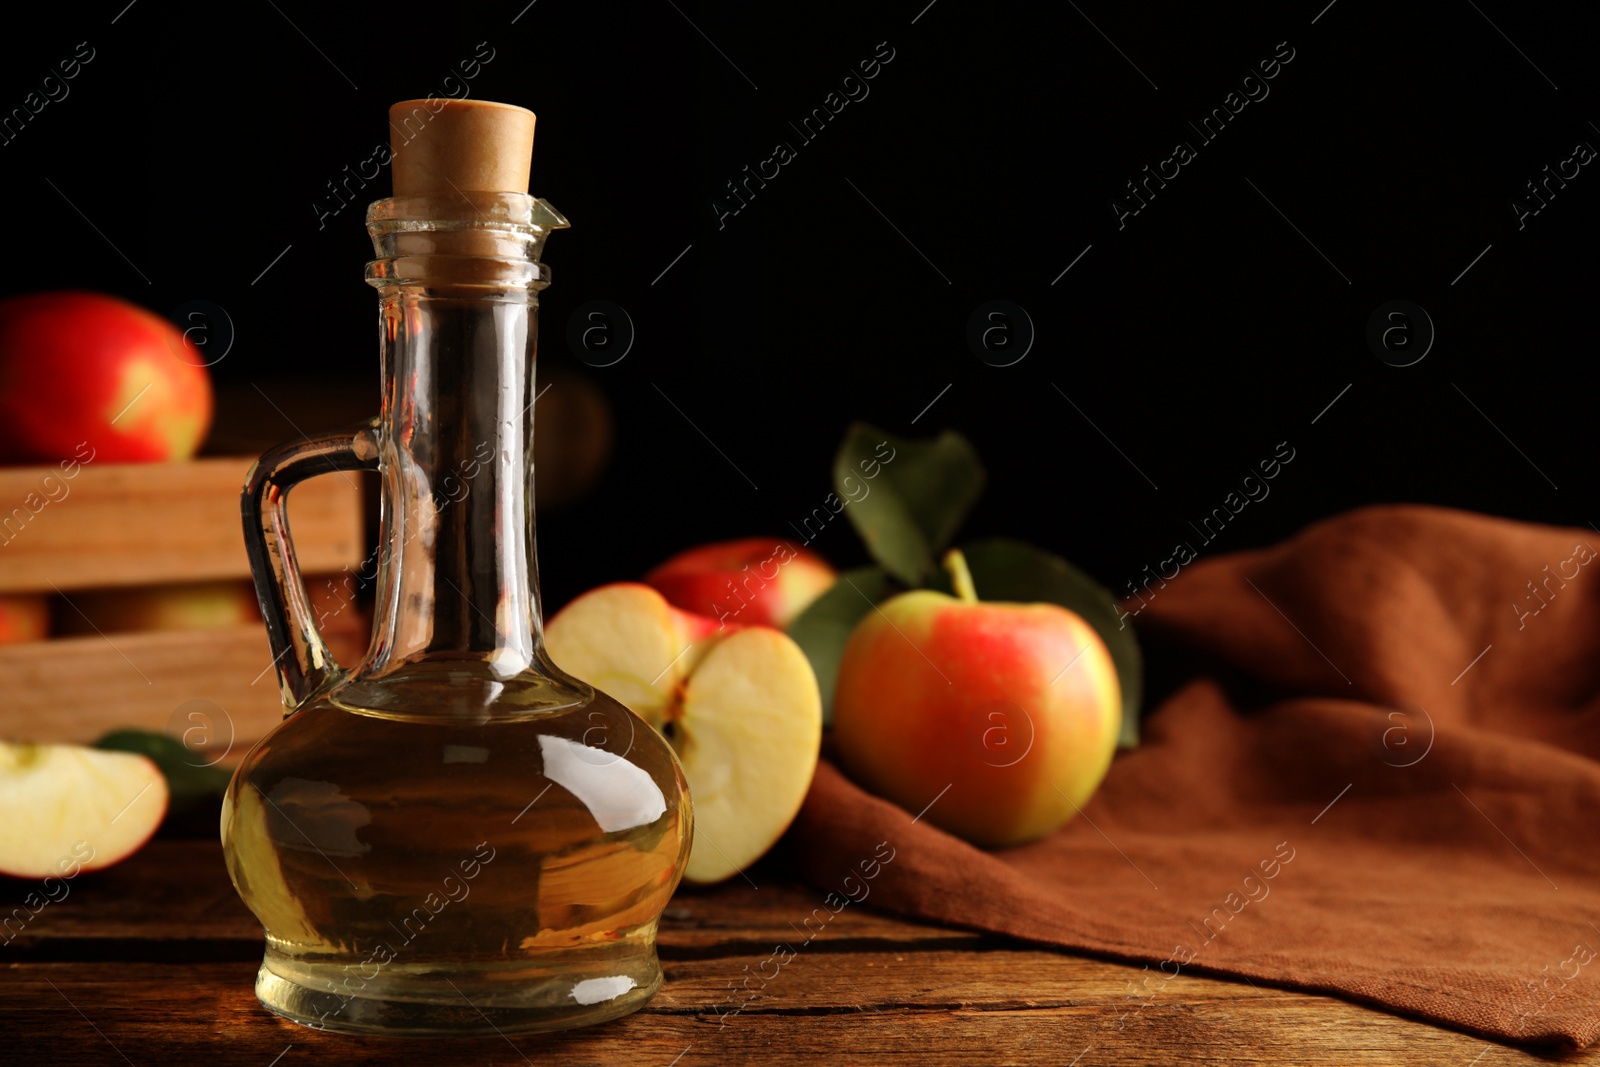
[[358, 193, 569, 680]]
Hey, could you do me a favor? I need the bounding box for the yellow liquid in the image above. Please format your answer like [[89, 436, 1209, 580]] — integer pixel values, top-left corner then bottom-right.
[[221, 680, 691, 1035]]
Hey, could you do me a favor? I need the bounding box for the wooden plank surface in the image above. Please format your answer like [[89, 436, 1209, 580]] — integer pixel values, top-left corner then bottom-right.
[[0, 841, 988, 957], [0, 626, 287, 747], [2, 841, 1592, 1065], [0, 457, 363, 592], [9, 962, 1578, 1067]]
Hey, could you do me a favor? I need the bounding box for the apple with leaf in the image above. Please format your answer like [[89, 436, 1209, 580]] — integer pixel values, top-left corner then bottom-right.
[[786, 423, 1141, 847]]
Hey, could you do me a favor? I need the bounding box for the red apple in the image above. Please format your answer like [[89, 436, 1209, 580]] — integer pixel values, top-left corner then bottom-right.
[[832, 550, 1121, 847], [0, 291, 213, 464], [645, 537, 837, 630], [0, 594, 49, 645]]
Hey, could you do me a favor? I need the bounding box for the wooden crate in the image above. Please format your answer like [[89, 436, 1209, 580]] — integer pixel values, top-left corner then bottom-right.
[[0, 457, 364, 754]]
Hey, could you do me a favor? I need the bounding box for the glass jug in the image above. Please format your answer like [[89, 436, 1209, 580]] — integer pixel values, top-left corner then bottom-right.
[[220, 182, 692, 1036]]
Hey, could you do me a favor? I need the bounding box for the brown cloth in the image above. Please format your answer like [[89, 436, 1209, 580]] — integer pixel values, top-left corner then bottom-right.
[[787, 505, 1600, 1047]]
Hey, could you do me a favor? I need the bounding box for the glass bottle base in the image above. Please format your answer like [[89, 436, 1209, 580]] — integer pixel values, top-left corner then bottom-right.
[[254, 943, 663, 1036]]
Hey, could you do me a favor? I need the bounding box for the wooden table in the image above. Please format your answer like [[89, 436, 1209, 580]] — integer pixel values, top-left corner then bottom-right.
[[3, 840, 1590, 1065]]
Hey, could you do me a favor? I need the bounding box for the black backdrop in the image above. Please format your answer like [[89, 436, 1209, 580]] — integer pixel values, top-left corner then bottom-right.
[[3, 0, 1596, 611]]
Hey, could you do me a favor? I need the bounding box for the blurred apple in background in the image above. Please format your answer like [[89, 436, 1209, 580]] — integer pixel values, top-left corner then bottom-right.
[[645, 537, 836, 630], [531, 367, 614, 510], [546, 582, 821, 883], [54, 580, 258, 636], [832, 550, 1121, 848], [304, 573, 372, 668], [0, 292, 213, 465], [0, 595, 49, 645]]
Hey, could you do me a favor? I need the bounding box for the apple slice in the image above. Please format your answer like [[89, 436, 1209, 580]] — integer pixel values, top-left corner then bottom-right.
[[545, 583, 725, 729], [545, 584, 822, 884], [0, 741, 169, 878], [673, 627, 821, 883]]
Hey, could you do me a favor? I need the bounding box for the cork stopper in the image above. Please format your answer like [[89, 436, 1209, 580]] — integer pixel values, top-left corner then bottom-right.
[[389, 99, 536, 197]]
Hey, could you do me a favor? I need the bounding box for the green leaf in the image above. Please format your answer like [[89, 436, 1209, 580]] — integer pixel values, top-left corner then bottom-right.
[[94, 729, 233, 815], [786, 566, 898, 726], [833, 422, 985, 587], [937, 538, 1144, 749]]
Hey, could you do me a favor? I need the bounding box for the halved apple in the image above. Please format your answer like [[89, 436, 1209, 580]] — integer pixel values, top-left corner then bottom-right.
[[0, 741, 169, 878], [672, 627, 822, 883], [544, 582, 726, 729], [546, 584, 822, 884]]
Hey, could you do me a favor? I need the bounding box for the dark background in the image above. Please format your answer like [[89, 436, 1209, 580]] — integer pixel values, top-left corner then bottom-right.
[[2, 0, 1595, 611]]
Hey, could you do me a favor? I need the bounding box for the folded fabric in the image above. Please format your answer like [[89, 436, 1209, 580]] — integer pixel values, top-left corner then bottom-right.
[[787, 505, 1600, 1046]]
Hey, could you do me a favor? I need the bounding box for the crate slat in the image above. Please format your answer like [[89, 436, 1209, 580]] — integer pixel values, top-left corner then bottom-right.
[[0, 457, 363, 594], [0, 626, 287, 749]]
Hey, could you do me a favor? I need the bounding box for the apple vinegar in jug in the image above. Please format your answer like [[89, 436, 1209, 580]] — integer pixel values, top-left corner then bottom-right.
[[221, 99, 692, 1036]]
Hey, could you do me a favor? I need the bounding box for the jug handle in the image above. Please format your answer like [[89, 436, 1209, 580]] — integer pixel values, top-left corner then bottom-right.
[[241, 420, 380, 713]]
